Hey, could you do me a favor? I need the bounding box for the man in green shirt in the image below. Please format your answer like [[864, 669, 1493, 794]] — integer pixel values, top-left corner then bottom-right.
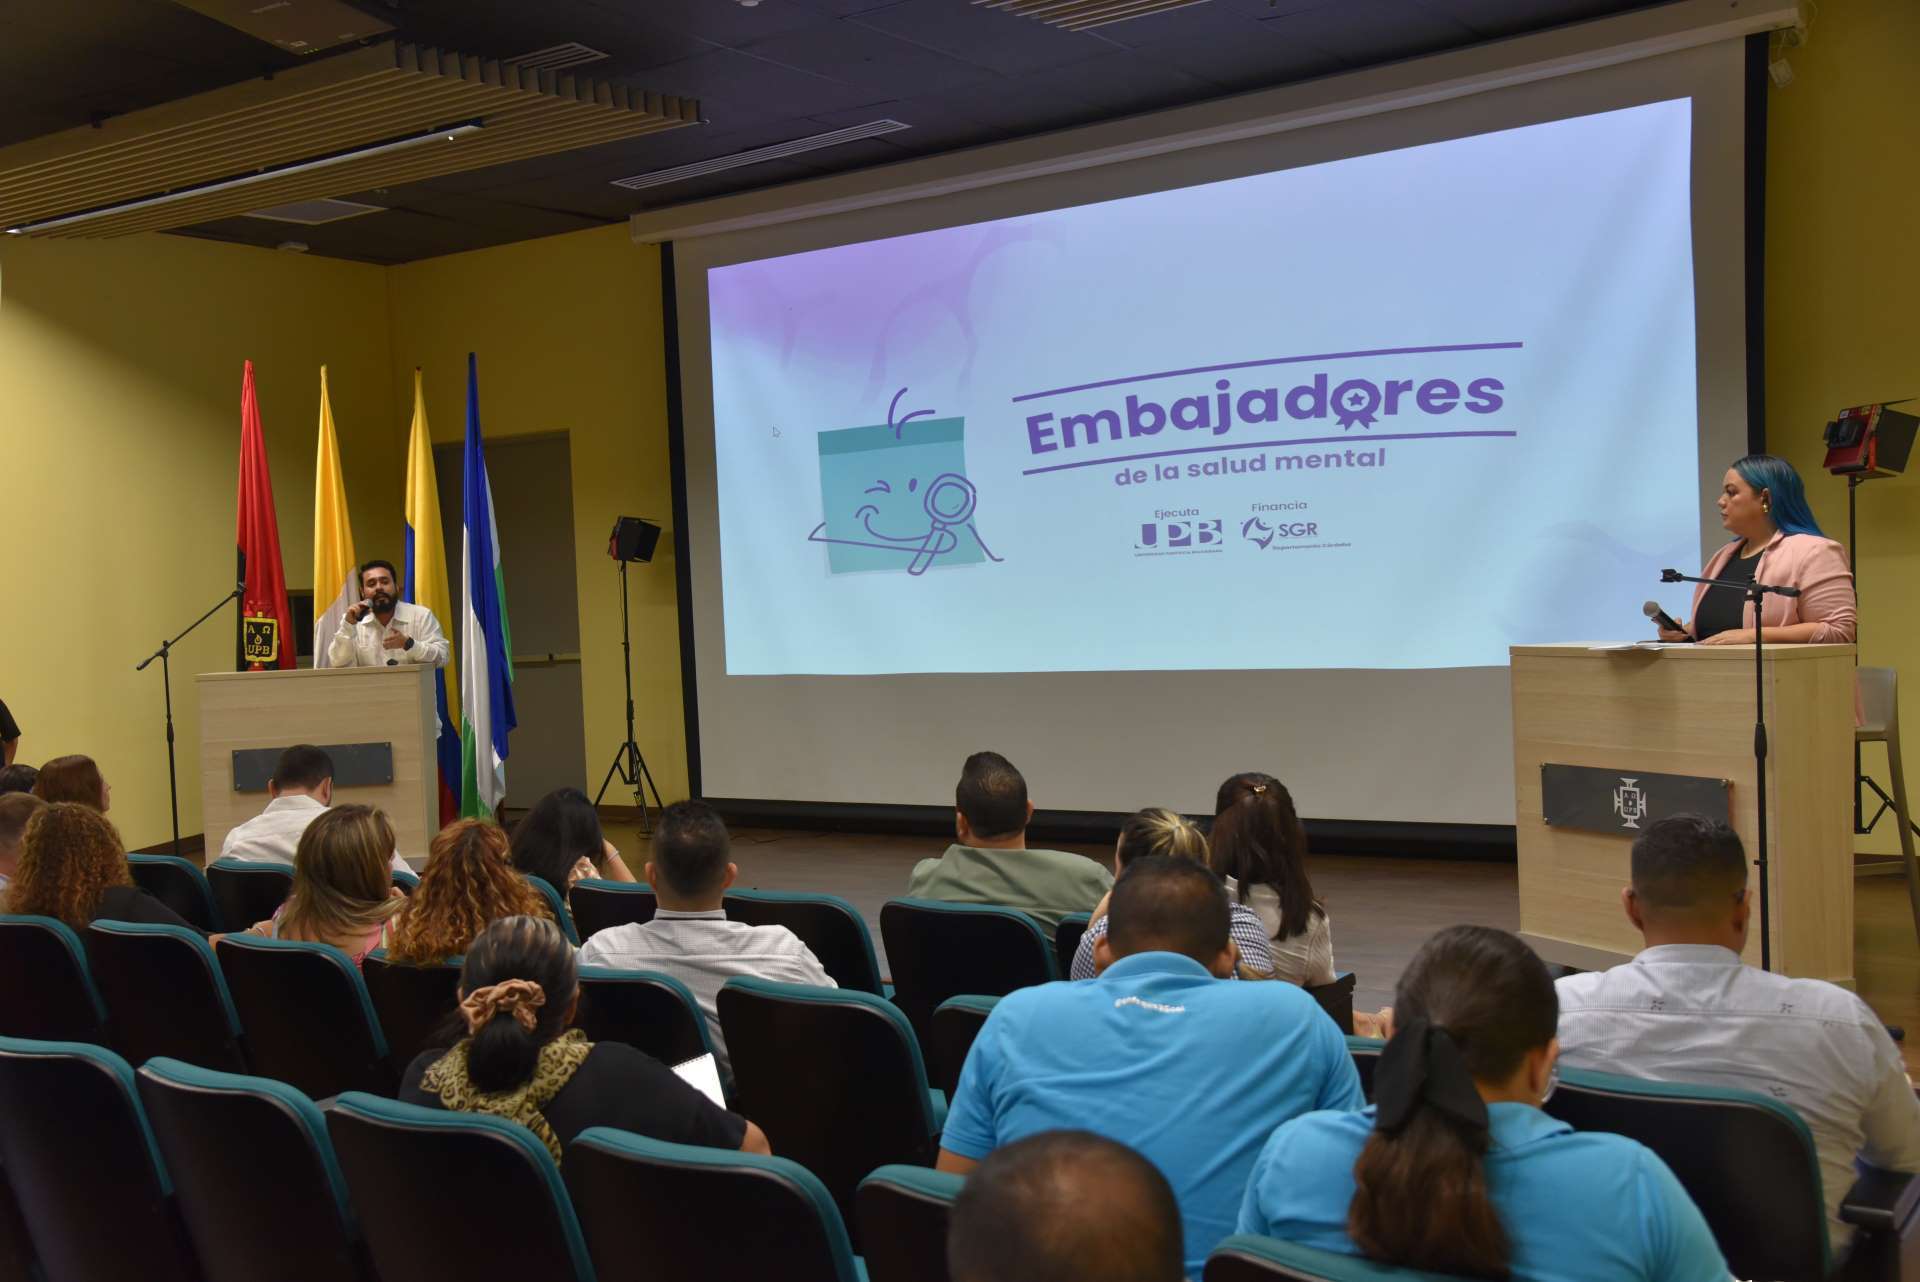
[[906, 751, 1112, 932]]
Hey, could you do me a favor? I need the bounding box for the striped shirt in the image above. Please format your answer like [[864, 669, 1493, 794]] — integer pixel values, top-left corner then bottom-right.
[[1069, 903, 1279, 981], [577, 908, 835, 1078]]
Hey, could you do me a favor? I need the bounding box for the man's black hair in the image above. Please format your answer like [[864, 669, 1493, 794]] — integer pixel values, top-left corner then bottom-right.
[[359, 560, 398, 591], [272, 744, 334, 792], [651, 799, 732, 897], [1106, 855, 1231, 965], [956, 751, 1028, 840], [1630, 813, 1747, 912]]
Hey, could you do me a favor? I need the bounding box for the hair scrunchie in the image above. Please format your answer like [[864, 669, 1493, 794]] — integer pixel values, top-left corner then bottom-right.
[[459, 979, 546, 1035], [1372, 1017, 1489, 1136]]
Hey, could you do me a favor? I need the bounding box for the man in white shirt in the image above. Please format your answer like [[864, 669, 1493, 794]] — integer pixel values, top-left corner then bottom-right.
[[579, 800, 834, 1078], [221, 744, 409, 874], [325, 560, 449, 669], [1557, 813, 1920, 1245]]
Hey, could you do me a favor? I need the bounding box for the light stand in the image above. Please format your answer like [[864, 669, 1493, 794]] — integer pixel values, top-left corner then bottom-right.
[[592, 555, 665, 832], [1661, 567, 1802, 972], [136, 580, 245, 856]]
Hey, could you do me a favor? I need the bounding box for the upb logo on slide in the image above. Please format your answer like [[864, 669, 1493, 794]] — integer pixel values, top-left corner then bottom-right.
[[806, 391, 1003, 576], [1135, 514, 1223, 555]]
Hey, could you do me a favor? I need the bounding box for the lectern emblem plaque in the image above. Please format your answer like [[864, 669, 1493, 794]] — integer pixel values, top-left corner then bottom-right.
[[242, 617, 280, 664], [1612, 778, 1649, 829]]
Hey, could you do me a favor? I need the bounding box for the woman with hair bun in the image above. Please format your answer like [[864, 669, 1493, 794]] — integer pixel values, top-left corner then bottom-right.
[[400, 915, 769, 1163], [1237, 925, 1727, 1281]]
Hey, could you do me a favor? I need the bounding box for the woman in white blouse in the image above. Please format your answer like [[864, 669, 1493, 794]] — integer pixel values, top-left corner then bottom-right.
[[1209, 772, 1335, 987]]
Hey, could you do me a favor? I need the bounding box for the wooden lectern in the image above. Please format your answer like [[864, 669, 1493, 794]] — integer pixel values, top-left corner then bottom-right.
[[1511, 643, 1856, 985], [196, 666, 438, 863]]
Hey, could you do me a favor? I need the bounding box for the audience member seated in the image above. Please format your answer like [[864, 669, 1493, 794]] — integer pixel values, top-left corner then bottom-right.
[[386, 819, 552, 965], [578, 800, 833, 1078], [1211, 772, 1334, 986], [220, 744, 409, 874], [400, 914, 769, 1162], [1558, 813, 1920, 1245], [31, 754, 110, 812], [906, 751, 1111, 932], [0, 792, 44, 896], [1238, 924, 1727, 1282], [938, 856, 1363, 1277], [2, 801, 199, 930], [508, 786, 639, 902], [0, 763, 36, 795], [1069, 808, 1277, 981], [948, 1130, 1184, 1282], [245, 804, 404, 967]]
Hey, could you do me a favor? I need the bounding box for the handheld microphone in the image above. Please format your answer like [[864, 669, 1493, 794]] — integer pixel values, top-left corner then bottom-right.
[[1643, 600, 1686, 634]]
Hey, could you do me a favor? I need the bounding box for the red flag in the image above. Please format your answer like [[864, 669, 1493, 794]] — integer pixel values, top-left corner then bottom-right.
[[236, 361, 295, 671]]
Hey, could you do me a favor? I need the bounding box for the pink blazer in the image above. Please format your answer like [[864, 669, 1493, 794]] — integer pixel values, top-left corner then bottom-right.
[[1686, 531, 1857, 643]]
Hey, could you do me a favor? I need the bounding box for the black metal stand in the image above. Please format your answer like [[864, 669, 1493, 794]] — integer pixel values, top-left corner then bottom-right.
[[1844, 476, 1920, 843], [593, 558, 665, 833], [137, 581, 244, 857], [1661, 567, 1803, 971]]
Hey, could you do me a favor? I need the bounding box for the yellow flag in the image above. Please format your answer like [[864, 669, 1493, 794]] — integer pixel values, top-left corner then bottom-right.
[[313, 366, 358, 666], [404, 369, 461, 817]]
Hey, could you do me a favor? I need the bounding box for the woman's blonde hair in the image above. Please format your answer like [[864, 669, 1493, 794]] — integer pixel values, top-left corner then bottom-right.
[[2, 802, 130, 929], [1117, 807, 1209, 869], [387, 819, 550, 964], [279, 804, 403, 942]]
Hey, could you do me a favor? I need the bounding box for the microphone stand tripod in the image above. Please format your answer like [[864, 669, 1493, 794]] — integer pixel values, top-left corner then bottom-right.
[[1659, 568, 1802, 972], [137, 581, 245, 857]]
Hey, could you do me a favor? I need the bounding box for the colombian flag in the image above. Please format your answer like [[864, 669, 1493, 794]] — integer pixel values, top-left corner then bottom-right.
[[403, 369, 461, 825]]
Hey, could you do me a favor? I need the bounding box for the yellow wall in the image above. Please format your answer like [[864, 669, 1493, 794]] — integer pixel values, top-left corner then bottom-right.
[[384, 224, 688, 804], [0, 234, 398, 850], [1765, 0, 1920, 855]]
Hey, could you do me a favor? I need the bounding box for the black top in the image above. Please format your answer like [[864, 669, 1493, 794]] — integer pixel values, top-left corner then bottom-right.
[[0, 699, 18, 743], [93, 885, 202, 933], [400, 1040, 748, 1157], [1693, 545, 1760, 641]]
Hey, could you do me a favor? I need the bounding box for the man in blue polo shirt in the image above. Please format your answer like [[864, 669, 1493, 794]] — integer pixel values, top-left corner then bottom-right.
[[938, 856, 1364, 1278]]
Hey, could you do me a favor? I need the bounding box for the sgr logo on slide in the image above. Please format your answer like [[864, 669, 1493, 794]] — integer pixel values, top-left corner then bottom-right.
[[1240, 517, 1320, 549], [1135, 515, 1223, 555]]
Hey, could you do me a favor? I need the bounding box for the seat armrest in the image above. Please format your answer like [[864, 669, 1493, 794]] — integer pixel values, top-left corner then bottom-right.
[[1841, 1168, 1919, 1234]]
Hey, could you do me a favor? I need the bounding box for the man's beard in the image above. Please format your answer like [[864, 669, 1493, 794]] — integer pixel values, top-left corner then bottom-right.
[[368, 591, 395, 613]]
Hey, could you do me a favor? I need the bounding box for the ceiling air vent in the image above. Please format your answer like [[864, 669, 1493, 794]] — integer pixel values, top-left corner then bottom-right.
[[246, 197, 387, 224], [975, 0, 1216, 32], [505, 43, 611, 72], [612, 119, 911, 191]]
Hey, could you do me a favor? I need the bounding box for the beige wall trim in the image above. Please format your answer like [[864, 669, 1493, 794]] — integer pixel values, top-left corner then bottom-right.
[[628, 0, 1794, 246]]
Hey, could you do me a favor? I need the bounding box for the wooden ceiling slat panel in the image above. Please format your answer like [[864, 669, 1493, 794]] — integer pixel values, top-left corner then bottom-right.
[[973, 0, 1213, 25], [0, 41, 694, 236]]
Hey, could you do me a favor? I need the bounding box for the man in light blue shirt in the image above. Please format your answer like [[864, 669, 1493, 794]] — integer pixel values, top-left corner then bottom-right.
[[937, 856, 1363, 1278]]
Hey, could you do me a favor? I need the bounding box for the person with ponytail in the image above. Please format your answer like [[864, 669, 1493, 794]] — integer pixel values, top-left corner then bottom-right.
[[1068, 807, 1276, 980], [1653, 454, 1855, 645], [401, 915, 769, 1163], [1209, 773, 1334, 986], [1237, 925, 1727, 1281]]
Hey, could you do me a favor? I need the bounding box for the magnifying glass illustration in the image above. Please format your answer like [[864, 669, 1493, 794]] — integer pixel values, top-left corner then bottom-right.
[[908, 472, 977, 576]]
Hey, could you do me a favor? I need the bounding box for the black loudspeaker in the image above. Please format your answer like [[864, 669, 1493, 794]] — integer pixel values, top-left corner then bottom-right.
[[608, 517, 662, 563]]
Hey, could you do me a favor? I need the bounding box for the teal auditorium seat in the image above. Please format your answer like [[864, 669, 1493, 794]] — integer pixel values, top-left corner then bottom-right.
[[361, 950, 463, 1069], [1306, 972, 1358, 1033], [0, 1036, 200, 1282], [726, 887, 890, 996], [568, 1128, 863, 1282], [523, 873, 581, 944], [328, 1092, 595, 1282], [88, 920, 246, 1071], [1206, 1234, 1474, 1281], [576, 966, 715, 1067], [568, 879, 656, 938], [1345, 1034, 1383, 1099], [857, 1163, 965, 1282], [217, 934, 395, 1098], [1053, 911, 1092, 976], [880, 898, 1057, 1051], [928, 994, 999, 1097], [127, 853, 221, 931], [718, 976, 944, 1239], [0, 914, 107, 1043], [137, 1057, 371, 1282], [390, 868, 420, 895], [206, 858, 293, 932]]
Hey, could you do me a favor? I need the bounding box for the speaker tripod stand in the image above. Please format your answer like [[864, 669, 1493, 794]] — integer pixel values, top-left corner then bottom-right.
[[593, 556, 665, 833]]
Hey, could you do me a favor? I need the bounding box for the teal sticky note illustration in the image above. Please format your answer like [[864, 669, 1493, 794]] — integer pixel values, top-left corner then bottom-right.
[[809, 416, 1001, 576]]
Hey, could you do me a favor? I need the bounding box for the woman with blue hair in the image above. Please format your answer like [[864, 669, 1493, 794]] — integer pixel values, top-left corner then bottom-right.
[[1653, 454, 1856, 645]]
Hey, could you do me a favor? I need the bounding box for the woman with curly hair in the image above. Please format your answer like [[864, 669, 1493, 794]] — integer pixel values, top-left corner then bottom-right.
[[2, 801, 196, 930], [247, 804, 404, 966], [386, 819, 551, 965]]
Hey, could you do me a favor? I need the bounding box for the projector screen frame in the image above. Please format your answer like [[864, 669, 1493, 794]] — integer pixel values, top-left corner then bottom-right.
[[658, 30, 1778, 858]]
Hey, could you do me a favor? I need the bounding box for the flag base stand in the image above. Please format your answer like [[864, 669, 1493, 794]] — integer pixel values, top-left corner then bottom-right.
[[592, 557, 666, 834]]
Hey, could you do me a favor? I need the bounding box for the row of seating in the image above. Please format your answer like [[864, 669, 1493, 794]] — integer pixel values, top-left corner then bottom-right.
[[125, 853, 417, 935], [1, 1029, 1908, 1282]]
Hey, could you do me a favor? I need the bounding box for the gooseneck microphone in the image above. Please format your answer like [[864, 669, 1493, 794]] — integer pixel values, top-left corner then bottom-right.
[[1643, 600, 1686, 634]]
